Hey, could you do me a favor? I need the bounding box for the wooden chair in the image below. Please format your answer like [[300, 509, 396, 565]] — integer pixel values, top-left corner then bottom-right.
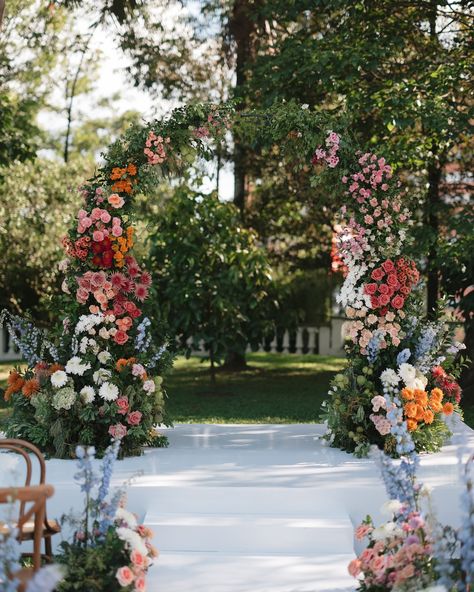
[[0, 439, 61, 561], [0, 484, 55, 591]]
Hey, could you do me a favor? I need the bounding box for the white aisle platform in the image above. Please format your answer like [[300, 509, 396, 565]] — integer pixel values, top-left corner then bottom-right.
[[2, 421, 474, 592]]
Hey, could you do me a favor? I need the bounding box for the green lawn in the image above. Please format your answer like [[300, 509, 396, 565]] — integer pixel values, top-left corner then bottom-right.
[[1, 355, 473, 427]]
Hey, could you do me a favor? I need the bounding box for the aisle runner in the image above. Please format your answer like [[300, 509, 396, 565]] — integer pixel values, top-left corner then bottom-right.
[[15, 422, 473, 592]]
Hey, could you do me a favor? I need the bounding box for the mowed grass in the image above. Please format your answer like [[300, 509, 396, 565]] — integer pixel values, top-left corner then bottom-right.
[[1, 356, 473, 427]]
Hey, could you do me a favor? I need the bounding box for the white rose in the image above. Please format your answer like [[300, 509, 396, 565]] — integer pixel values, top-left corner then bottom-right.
[[51, 370, 68, 388], [143, 379, 156, 394], [98, 327, 110, 339]]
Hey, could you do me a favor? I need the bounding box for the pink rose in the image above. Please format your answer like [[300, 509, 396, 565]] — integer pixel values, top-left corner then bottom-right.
[[93, 230, 105, 242], [108, 423, 128, 439], [359, 548, 375, 565], [347, 558, 361, 577], [116, 316, 133, 331], [132, 364, 146, 377], [382, 260, 394, 273], [112, 225, 123, 237], [127, 411, 143, 426], [134, 575, 146, 592], [391, 295, 405, 309], [100, 210, 112, 223], [116, 566, 135, 587], [91, 207, 102, 221], [371, 556, 386, 573], [76, 288, 89, 304], [379, 294, 390, 306], [355, 524, 373, 540], [387, 273, 398, 287], [114, 330, 129, 345], [116, 397, 129, 415], [131, 549, 147, 568], [371, 268, 385, 281], [108, 193, 125, 208], [378, 284, 389, 295], [371, 295, 380, 309]]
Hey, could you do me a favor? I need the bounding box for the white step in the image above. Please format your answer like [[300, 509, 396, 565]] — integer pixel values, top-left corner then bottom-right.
[[145, 512, 354, 555], [146, 551, 355, 592]]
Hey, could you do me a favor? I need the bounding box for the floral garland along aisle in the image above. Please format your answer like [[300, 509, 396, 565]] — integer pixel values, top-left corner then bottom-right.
[[0, 101, 464, 458]]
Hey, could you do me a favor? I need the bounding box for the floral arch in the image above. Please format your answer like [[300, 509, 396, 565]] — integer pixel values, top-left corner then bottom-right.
[[1, 102, 463, 458]]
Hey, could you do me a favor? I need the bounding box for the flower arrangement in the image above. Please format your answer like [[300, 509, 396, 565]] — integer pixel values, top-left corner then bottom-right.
[[55, 440, 158, 591], [317, 133, 465, 456], [348, 404, 474, 591]]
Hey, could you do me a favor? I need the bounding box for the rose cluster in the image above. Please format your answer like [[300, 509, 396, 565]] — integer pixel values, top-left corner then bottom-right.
[[365, 258, 420, 316], [311, 130, 340, 168], [144, 131, 171, 165]]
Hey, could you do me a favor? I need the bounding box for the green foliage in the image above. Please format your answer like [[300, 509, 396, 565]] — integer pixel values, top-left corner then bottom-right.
[[0, 158, 91, 319], [148, 187, 276, 367]]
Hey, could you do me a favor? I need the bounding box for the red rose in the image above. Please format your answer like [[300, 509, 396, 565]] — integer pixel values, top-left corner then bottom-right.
[[382, 260, 395, 273], [387, 273, 398, 287], [371, 295, 380, 308], [91, 242, 103, 254], [379, 294, 390, 306], [127, 410, 143, 426], [92, 255, 102, 266], [378, 284, 389, 295], [371, 268, 385, 281], [130, 307, 141, 319], [365, 283, 378, 295], [123, 301, 136, 314], [391, 295, 405, 309], [114, 330, 129, 345], [379, 307, 388, 316]]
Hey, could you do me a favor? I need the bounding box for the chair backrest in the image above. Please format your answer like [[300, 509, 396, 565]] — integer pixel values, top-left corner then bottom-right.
[[0, 484, 54, 571], [0, 439, 49, 535]]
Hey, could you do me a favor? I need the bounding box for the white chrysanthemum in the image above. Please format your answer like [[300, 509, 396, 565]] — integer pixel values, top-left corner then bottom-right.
[[371, 521, 402, 541], [74, 313, 104, 335], [80, 386, 95, 404], [51, 370, 68, 388], [98, 351, 111, 364], [52, 387, 76, 410], [380, 499, 403, 517], [79, 337, 89, 354], [115, 508, 138, 528], [99, 382, 119, 401], [116, 527, 148, 556], [65, 356, 91, 376], [380, 369, 400, 387], [93, 368, 112, 385], [398, 363, 417, 387]]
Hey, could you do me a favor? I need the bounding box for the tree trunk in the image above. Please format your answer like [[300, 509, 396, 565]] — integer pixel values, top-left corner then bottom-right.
[[0, 0, 6, 30], [223, 350, 248, 371], [426, 160, 442, 318]]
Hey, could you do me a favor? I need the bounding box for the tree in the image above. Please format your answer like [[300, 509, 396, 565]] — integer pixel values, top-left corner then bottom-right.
[[247, 0, 472, 316], [0, 158, 91, 320], [148, 187, 276, 380]]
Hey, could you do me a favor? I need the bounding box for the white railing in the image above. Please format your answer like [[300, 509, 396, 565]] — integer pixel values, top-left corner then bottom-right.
[[0, 328, 20, 362], [183, 317, 349, 358], [0, 317, 350, 363]]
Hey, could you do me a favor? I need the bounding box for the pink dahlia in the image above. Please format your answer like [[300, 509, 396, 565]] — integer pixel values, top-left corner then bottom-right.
[[134, 284, 149, 302]]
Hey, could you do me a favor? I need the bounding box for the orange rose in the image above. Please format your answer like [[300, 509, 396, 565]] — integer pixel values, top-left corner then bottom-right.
[[401, 388, 414, 401], [404, 402, 418, 418], [443, 402, 454, 416], [407, 419, 418, 431], [108, 193, 125, 208]]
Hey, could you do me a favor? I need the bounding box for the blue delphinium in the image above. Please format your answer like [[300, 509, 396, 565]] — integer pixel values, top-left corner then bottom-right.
[[366, 330, 384, 363], [148, 344, 167, 369], [396, 348, 411, 366], [135, 317, 152, 352], [0, 522, 20, 592], [414, 324, 440, 372]]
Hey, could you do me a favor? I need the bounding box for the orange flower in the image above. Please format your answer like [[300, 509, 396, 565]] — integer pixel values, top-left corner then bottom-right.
[[414, 391, 428, 407], [430, 388, 444, 402], [401, 388, 414, 401], [404, 402, 418, 418], [423, 409, 434, 424], [49, 363, 64, 374], [7, 370, 21, 386], [127, 163, 137, 176], [22, 378, 40, 398], [415, 404, 426, 421], [116, 358, 129, 372], [443, 402, 454, 416], [111, 167, 126, 180], [429, 399, 443, 413], [407, 419, 418, 432], [111, 179, 133, 194]]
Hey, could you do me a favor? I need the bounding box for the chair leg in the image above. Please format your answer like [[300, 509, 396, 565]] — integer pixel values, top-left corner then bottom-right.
[[45, 535, 52, 561]]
